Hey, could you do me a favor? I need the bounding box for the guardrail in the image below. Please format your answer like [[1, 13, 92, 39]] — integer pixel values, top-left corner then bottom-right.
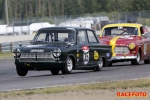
[[0, 40, 31, 52]]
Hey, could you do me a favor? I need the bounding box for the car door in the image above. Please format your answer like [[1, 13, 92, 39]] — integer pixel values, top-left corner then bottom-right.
[[86, 30, 100, 63], [77, 30, 93, 66]]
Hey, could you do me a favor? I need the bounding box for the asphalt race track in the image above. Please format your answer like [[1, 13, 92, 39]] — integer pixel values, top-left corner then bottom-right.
[[0, 59, 150, 92]]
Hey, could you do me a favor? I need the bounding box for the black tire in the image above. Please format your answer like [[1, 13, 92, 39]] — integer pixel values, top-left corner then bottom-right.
[[131, 51, 140, 65], [144, 56, 150, 64], [95, 57, 103, 71], [61, 57, 73, 74], [50, 70, 60, 75], [16, 67, 28, 76]]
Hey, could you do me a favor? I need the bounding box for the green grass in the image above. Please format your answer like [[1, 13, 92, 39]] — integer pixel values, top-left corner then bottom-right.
[[0, 78, 150, 98], [0, 52, 13, 59]]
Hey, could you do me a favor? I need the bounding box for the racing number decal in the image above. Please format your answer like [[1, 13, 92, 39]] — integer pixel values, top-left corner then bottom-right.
[[144, 44, 147, 55], [83, 51, 89, 65], [82, 46, 89, 65]]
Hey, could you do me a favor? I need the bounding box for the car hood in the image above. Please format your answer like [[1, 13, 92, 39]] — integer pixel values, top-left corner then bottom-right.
[[99, 35, 141, 45], [21, 43, 69, 53]]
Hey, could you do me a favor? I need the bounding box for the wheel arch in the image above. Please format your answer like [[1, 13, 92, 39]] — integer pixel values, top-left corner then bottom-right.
[[138, 47, 142, 59], [100, 56, 106, 67]]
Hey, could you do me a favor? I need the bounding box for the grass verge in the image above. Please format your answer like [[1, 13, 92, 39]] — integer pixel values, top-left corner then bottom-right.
[[0, 52, 13, 59], [0, 78, 150, 98]]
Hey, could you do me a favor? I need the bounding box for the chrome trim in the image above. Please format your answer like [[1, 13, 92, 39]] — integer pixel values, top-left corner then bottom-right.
[[112, 56, 137, 60], [19, 53, 55, 61], [20, 53, 36, 58]]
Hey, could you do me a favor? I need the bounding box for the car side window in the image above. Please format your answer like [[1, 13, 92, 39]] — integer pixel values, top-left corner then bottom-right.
[[87, 31, 98, 43], [140, 27, 144, 35], [77, 30, 88, 44], [36, 33, 47, 41], [48, 33, 55, 42]]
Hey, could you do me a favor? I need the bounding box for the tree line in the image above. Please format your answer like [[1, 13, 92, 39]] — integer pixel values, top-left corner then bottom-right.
[[0, 0, 150, 20]]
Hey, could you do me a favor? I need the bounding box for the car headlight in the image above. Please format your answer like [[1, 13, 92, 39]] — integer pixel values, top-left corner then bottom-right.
[[128, 43, 136, 50], [53, 48, 61, 57], [13, 48, 21, 57]]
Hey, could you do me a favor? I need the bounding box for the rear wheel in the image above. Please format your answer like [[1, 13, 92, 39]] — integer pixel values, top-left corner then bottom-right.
[[61, 57, 73, 74], [144, 56, 150, 64], [50, 70, 60, 75], [131, 51, 140, 65], [16, 67, 28, 76], [95, 57, 103, 71]]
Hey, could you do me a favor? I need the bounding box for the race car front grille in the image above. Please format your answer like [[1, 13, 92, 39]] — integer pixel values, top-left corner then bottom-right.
[[114, 46, 130, 54], [37, 54, 54, 61], [19, 53, 54, 62], [20, 53, 36, 61]]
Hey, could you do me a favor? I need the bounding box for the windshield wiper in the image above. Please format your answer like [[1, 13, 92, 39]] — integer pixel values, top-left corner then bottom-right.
[[36, 40, 49, 43], [36, 40, 43, 42]]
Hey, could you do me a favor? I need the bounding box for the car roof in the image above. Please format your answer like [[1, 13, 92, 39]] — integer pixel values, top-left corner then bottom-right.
[[103, 23, 143, 28], [39, 26, 94, 31]]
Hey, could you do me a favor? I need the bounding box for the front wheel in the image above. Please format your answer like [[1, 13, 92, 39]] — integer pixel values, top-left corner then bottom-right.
[[131, 51, 140, 65], [16, 67, 28, 76], [95, 57, 104, 71], [61, 57, 73, 74]]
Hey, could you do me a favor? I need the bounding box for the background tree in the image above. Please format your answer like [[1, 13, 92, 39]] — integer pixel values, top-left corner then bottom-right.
[[1, 0, 150, 21]]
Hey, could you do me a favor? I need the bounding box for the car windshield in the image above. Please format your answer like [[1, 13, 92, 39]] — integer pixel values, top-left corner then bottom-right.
[[33, 29, 76, 43], [102, 27, 138, 36]]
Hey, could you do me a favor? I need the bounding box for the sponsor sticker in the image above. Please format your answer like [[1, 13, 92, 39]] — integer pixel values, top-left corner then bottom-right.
[[82, 46, 89, 65], [118, 26, 123, 29], [94, 50, 99, 60], [144, 44, 147, 55], [77, 53, 79, 57], [106, 53, 110, 57]]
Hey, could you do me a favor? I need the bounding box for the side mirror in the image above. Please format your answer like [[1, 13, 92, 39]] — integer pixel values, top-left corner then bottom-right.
[[142, 32, 149, 39], [66, 42, 71, 47], [66, 42, 74, 47]]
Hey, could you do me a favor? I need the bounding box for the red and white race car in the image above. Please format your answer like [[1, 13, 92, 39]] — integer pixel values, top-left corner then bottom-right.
[[99, 23, 150, 65]]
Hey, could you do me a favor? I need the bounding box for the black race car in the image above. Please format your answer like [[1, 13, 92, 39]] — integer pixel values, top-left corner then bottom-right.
[[13, 27, 112, 76]]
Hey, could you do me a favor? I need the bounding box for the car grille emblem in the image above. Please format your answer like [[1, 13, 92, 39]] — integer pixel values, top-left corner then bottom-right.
[[30, 49, 44, 52]]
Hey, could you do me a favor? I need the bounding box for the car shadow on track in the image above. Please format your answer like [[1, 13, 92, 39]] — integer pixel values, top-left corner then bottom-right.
[[16, 61, 145, 78], [19, 70, 96, 78], [105, 61, 144, 68]]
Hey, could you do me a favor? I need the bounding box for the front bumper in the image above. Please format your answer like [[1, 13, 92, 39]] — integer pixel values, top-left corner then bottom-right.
[[15, 61, 66, 70], [112, 56, 137, 60], [111, 55, 137, 63]]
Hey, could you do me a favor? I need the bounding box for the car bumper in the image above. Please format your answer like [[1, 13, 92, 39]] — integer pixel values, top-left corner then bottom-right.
[[112, 56, 137, 60], [15, 61, 66, 70]]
